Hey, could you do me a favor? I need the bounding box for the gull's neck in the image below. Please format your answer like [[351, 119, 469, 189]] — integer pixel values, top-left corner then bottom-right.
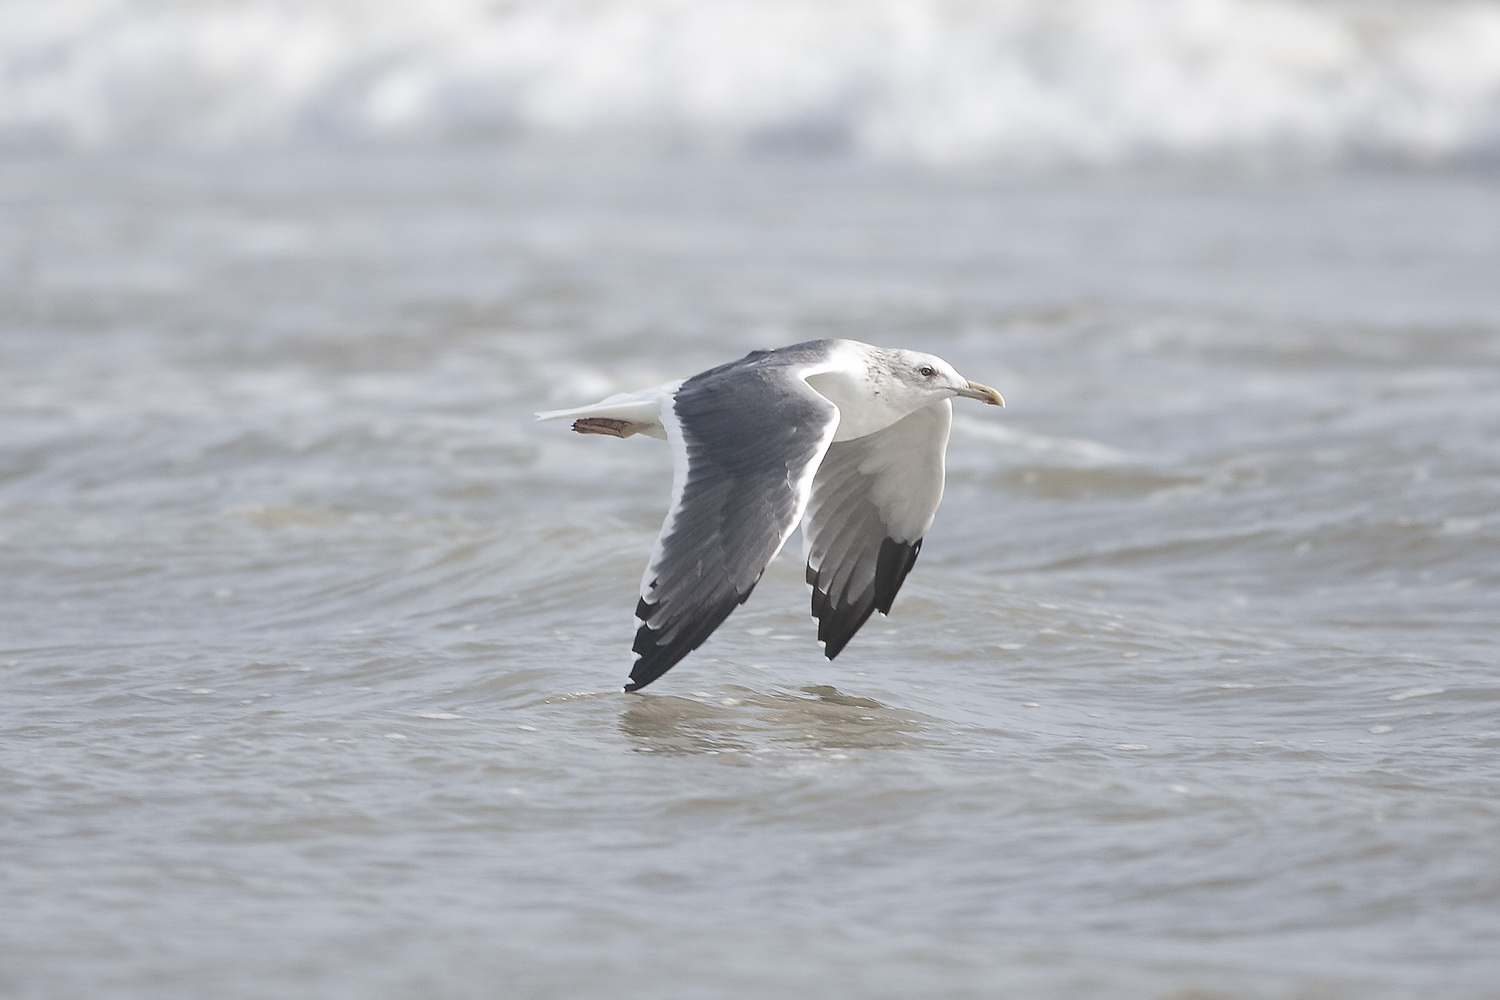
[[803, 342, 922, 442]]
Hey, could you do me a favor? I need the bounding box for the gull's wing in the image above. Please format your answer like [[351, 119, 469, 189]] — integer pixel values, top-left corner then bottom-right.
[[803, 399, 952, 658], [628, 356, 840, 691]]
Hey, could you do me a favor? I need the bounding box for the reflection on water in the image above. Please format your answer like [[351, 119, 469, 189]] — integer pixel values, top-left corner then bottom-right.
[[618, 686, 934, 755]]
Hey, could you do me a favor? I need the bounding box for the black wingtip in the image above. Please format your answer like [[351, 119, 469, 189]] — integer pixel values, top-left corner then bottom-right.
[[626, 622, 678, 692], [818, 604, 877, 660], [809, 537, 924, 661], [873, 537, 922, 614], [624, 658, 673, 691], [625, 586, 750, 691]]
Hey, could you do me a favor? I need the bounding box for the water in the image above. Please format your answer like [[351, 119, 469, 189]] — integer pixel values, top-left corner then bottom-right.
[[3, 148, 1498, 999], [4, 7, 1500, 994], [7, 0, 1500, 167]]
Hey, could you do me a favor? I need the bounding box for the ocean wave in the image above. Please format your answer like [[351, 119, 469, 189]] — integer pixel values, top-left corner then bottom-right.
[[4, 0, 1500, 165]]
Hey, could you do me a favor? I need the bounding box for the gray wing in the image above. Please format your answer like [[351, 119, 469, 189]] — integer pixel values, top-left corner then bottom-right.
[[628, 356, 839, 691], [803, 399, 952, 658]]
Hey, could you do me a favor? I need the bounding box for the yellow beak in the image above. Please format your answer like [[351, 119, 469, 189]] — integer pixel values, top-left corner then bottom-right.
[[955, 380, 1005, 407]]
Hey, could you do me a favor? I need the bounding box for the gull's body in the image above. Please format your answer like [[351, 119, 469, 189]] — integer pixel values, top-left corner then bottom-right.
[[536, 338, 1003, 691]]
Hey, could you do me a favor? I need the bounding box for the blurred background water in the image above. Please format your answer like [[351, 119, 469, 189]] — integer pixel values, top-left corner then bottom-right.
[[3, 3, 1500, 999]]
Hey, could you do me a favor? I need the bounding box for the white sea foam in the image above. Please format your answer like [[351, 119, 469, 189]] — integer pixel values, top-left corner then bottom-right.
[[952, 414, 1137, 463], [4, 0, 1500, 166]]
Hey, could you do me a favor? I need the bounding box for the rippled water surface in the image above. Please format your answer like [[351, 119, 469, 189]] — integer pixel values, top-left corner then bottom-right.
[[3, 152, 1500, 1000]]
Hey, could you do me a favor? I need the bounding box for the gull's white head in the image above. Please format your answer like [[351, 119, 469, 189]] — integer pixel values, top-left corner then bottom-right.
[[806, 340, 1005, 441], [881, 348, 1005, 409]]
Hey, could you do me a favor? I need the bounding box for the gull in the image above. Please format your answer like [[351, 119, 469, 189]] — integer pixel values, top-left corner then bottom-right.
[[536, 339, 1003, 691]]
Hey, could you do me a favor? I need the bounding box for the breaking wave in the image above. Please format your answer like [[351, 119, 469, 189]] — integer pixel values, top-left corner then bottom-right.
[[5, 0, 1500, 166]]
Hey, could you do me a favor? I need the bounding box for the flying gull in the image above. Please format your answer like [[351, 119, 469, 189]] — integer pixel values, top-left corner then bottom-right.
[[536, 338, 1004, 691]]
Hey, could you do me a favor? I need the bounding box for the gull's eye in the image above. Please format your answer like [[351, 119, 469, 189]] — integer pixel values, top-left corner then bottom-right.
[[919, 366, 935, 378]]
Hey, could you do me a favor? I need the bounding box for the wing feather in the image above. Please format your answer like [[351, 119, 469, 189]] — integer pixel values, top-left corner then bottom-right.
[[628, 355, 839, 691], [803, 400, 951, 658]]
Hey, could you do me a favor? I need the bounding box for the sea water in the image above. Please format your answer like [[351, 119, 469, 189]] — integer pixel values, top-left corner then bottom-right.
[[4, 3, 1500, 1000]]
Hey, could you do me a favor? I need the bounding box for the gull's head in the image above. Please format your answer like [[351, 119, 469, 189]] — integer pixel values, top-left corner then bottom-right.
[[888, 349, 1005, 408]]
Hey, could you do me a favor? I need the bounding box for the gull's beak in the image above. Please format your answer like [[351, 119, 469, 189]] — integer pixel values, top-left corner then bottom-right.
[[955, 380, 1005, 407]]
